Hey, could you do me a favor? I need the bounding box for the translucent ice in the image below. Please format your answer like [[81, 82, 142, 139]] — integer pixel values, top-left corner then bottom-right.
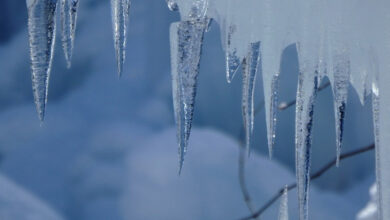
[[110, 0, 131, 76], [170, 19, 209, 173], [60, 0, 79, 68], [242, 42, 260, 152], [27, 0, 58, 121]]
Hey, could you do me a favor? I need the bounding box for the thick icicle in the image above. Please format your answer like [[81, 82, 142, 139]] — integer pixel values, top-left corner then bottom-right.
[[170, 19, 209, 173], [242, 42, 260, 152], [60, 0, 79, 68], [27, 0, 58, 122], [278, 186, 289, 220], [295, 67, 317, 220], [294, 2, 321, 219], [110, 0, 130, 76]]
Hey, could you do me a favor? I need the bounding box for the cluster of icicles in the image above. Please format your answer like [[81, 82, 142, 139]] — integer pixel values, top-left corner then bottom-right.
[[25, 0, 390, 219], [169, 0, 390, 219], [26, 0, 129, 121]]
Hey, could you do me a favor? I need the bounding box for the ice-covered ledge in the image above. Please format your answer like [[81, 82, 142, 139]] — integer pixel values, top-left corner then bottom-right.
[[167, 0, 390, 219]]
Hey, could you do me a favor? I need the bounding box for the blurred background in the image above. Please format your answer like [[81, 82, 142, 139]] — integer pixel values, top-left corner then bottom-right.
[[0, 0, 377, 219]]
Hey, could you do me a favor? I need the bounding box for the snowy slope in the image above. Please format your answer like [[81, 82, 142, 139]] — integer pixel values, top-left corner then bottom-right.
[[0, 174, 63, 220]]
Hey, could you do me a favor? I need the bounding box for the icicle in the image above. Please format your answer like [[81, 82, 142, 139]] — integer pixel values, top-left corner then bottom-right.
[[372, 59, 390, 220], [170, 18, 209, 173], [27, 0, 58, 122], [331, 54, 350, 166], [110, 0, 131, 76], [295, 66, 317, 220], [225, 24, 241, 83], [278, 186, 289, 220], [261, 42, 282, 158], [223, 0, 240, 83], [242, 42, 260, 152], [60, 0, 79, 68]]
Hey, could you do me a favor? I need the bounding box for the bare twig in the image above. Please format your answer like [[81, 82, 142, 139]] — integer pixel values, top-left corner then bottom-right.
[[239, 143, 375, 220], [278, 81, 331, 110], [238, 145, 259, 219]]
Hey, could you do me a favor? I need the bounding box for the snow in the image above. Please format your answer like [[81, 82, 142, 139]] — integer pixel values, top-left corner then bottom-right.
[[0, 174, 63, 220], [122, 128, 357, 220], [357, 184, 378, 220]]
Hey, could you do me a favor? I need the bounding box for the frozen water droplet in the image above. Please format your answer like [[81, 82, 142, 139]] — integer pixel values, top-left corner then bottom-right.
[[27, 0, 58, 121]]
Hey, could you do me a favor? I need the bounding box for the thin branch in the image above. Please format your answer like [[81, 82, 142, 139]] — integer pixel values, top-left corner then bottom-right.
[[278, 82, 330, 111], [239, 143, 375, 220], [238, 145, 259, 219], [278, 81, 331, 110]]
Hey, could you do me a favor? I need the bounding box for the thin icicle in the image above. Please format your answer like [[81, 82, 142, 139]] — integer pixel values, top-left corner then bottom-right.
[[242, 42, 260, 152], [278, 186, 289, 220], [110, 0, 131, 76], [170, 19, 209, 173], [225, 24, 241, 83], [332, 54, 350, 166], [60, 0, 79, 68], [27, 0, 58, 122], [223, 0, 240, 83]]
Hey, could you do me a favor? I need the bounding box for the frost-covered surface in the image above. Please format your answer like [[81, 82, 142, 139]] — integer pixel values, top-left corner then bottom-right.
[[170, 0, 389, 219], [0, 173, 63, 220], [357, 183, 378, 220]]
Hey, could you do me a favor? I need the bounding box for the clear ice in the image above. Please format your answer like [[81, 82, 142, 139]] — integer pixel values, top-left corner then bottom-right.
[[60, 0, 79, 68], [110, 0, 131, 76], [242, 42, 260, 152], [27, 0, 58, 122], [168, 1, 390, 219], [170, 18, 209, 173]]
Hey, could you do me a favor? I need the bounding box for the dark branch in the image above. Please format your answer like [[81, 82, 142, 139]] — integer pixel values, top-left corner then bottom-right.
[[278, 81, 331, 110], [239, 143, 375, 220]]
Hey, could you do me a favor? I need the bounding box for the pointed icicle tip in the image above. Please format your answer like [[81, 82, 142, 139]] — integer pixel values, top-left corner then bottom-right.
[[225, 24, 241, 83], [242, 42, 260, 154], [60, 0, 79, 68], [278, 185, 289, 220], [111, 0, 131, 77], [27, 0, 58, 122], [170, 19, 209, 173]]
